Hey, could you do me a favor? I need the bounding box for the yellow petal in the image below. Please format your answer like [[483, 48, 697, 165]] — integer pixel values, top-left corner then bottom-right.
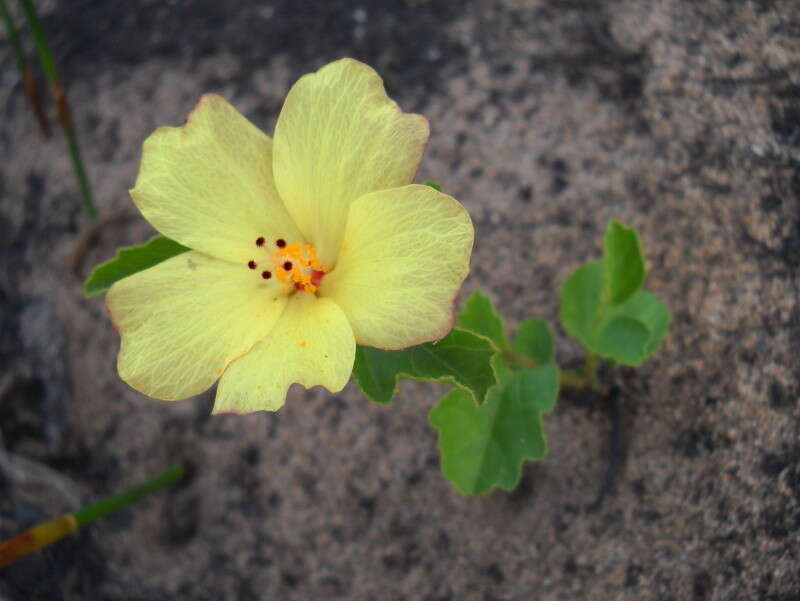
[[272, 58, 429, 265], [319, 184, 474, 349], [131, 94, 303, 263], [214, 293, 355, 413], [107, 251, 287, 400]]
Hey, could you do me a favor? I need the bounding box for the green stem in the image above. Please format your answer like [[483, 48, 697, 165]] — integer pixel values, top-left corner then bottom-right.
[[1, 0, 50, 136], [582, 351, 598, 388], [18, 0, 96, 218], [0, 0, 25, 72], [73, 464, 186, 527], [559, 352, 601, 391], [61, 118, 96, 218], [501, 348, 538, 371], [559, 368, 588, 390], [16, 0, 55, 80]]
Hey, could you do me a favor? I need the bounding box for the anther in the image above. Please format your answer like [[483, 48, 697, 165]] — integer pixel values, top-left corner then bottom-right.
[[276, 238, 286, 248], [283, 261, 293, 271], [247, 260, 257, 269], [255, 237, 265, 246], [261, 270, 272, 280]]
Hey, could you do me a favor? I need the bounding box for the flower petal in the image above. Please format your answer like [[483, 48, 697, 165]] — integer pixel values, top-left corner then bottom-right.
[[214, 293, 355, 413], [319, 184, 474, 349], [131, 94, 303, 263], [272, 58, 429, 265], [107, 251, 288, 400]]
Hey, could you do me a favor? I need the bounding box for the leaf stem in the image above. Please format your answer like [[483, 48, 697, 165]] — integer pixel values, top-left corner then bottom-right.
[[559, 369, 588, 389], [18, 0, 96, 218], [583, 351, 598, 388], [560, 352, 600, 391], [501, 348, 538, 371]]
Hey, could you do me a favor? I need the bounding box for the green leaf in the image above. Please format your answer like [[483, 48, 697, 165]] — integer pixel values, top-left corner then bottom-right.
[[594, 315, 650, 365], [512, 318, 554, 364], [560, 259, 668, 364], [602, 220, 645, 305], [423, 178, 442, 191], [559, 259, 602, 346], [429, 364, 559, 495], [610, 290, 671, 356], [83, 235, 189, 297], [456, 291, 509, 350], [352, 327, 499, 405]]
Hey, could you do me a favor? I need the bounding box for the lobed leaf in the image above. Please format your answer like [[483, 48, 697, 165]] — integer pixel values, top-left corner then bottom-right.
[[352, 327, 499, 405], [560, 245, 669, 365], [512, 318, 554, 364], [594, 315, 650, 365], [83, 235, 189, 297], [559, 259, 602, 346], [456, 290, 509, 350], [610, 290, 671, 356], [429, 364, 559, 495]]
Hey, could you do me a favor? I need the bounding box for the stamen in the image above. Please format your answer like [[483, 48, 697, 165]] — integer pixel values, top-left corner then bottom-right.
[[250, 238, 327, 292], [310, 269, 325, 288]]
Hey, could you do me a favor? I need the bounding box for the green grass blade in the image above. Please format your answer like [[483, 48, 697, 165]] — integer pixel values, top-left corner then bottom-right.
[[18, 0, 96, 217]]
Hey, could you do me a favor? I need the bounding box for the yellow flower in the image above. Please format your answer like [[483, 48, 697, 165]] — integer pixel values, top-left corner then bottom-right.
[[107, 59, 474, 413]]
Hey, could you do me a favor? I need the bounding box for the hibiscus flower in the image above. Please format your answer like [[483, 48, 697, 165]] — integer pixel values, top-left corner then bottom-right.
[[107, 58, 474, 412]]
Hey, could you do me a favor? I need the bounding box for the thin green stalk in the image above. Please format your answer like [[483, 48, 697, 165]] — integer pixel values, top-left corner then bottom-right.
[[582, 351, 598, 388], [501, 348, 538, 371], [0, 0, 25, 72], [559, 352, 600, 391], [559, 369, 588, 390], [73, 464, 186, 526], [0, 0, 50, 135], [17, 0, 96, 218], [16, 0, 55, 79], [0, 463, 185, 567]]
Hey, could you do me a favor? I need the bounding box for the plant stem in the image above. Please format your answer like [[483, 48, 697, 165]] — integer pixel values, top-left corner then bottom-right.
[[582, 351, 598, 388], [17, 0, 96, 218], [0, 463, 185, 567], [560, 352, 600, 391], [559, 369, 588, 390], [73, 464, 185, 526], [501, 348, 538, 371], [0, 0, 25, 72], [0, 0, 50, 136]]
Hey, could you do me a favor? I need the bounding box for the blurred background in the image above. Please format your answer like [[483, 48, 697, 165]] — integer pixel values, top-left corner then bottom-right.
[[1, 1, 799, 599]]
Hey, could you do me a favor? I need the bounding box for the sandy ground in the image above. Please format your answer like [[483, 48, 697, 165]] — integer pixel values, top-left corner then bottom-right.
[[1, 1, 799, 600]]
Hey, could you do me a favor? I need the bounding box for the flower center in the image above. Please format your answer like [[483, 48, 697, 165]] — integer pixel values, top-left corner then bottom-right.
[[248, 237, 327, 293]]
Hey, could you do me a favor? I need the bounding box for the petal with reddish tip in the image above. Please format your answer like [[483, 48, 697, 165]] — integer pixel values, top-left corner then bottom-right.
[[131, 94, 303, 263], [319, 184, 474, 349], [273, 58, 429, 265], [107, 251, 287, 400], [214, 293, 355, 413]]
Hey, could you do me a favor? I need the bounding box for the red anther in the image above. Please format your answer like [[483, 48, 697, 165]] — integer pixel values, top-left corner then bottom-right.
[[261, 270, 272, 280], [248, 260, 257, 269], [283, 261, 293, 271], [276, 238, 286, 248], [255, 237, 265, 246], [310, 269, 325, 288]]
